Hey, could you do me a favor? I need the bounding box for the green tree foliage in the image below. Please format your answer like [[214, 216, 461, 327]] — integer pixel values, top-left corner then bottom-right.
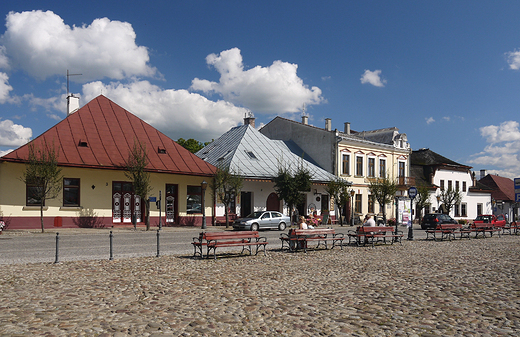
[[414, 184, 432, 223], [20, 141, 63, 233], [124, 139, 152, 230], [368, 175, 398, 224], [273, 163, 312, 225], [325, 178, 351, 226], [177, 138, 211, 153], [210, 164, 243, 228], [439, 187, 462, 215]]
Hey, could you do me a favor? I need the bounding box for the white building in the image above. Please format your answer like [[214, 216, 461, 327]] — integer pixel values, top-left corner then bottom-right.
[[411, 148, 492, 221]]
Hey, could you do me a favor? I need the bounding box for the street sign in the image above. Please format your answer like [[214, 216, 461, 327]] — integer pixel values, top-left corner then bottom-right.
[[408, 186, 418, 199], [149, 197, 157, 202], [515, 178, 520, 202]]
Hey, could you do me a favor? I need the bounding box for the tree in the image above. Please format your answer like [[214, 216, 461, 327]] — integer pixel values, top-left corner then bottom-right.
[[210, 164, 243, 228], [177, 138, 211, 153], [439, 187, 462, 215], [273, 163, 312, 225], [20, 141, 63, 233], [414, 184, 432, 224], [325, 178, 350, 226], [124, 139, 152, 230], [368, 175, 398, 224]]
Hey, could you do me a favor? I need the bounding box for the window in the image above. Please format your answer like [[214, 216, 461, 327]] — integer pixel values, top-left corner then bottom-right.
[[246, 151, 257, 159], [355, 194, 362, 213], [342, 154, 350, 175], [455, 181, 459, 191], [63, 178, 80, 207], [187, 186, 202, 214], [356, 156, 363, 176], [454, 203, 460, 217], [368, 195, 375, 214], [398, 162, 405, 177], [368, 158, 375, 177], [379, 159, 386, 178], [463, 181, 467, 192], [477, 203, 483, 216], [26, 180, 44, 206], [448, 180, 452, 190], [440, 180, 445, 190], [461, 203, 467, 217]]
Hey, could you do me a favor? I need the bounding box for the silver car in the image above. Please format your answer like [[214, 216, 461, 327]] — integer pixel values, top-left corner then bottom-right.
[[233, 211, 290, 231]]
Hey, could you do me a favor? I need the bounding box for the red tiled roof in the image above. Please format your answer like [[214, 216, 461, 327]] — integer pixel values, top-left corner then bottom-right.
[[1, 95, 216, 177], [479, 174, 515, 201]]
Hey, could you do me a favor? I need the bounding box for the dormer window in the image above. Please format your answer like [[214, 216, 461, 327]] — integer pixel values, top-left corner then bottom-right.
[[246, 151, 257, 159], [158, 147, 166, 154], [78, 140, 88, 147]]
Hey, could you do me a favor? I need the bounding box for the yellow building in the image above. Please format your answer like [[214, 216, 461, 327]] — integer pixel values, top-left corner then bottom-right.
[[260, 117, 413, 224], [0, 95, 215, 230]]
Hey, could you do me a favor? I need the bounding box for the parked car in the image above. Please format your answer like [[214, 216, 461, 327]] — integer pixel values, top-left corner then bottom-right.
[[421, 213, 457, 230], [233, 211, 290, 231], [473, 214, 507, 228]]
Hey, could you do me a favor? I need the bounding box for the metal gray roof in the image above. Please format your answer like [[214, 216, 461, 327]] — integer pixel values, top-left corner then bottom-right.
[[196, 125, 339, 183]]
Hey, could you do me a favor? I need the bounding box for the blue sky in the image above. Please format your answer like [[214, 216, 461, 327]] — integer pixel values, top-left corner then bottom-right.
[[1, 1, 520, 178]]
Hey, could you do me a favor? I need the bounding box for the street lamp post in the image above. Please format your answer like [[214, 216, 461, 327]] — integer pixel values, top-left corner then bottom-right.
[[350, 190, 355, 226], [201, 180, 208, 229], [436, 195, 441, 213]]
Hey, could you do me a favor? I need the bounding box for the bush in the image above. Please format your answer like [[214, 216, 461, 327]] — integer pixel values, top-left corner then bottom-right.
[[458, 219, 467, 225], [73, 208, 105, 228], [387, 218, 396, 226]]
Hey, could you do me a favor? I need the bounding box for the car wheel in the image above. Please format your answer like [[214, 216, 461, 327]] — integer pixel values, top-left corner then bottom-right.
[[251, 223, 259, 232], [278, 222, 286, 231]]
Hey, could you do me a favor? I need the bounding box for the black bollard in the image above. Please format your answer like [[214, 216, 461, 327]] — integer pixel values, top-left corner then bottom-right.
[[407, 224, 414, 241], [109, 231, 114, 261], [156, 229, 160, 257], [54, 232, 60, 264]]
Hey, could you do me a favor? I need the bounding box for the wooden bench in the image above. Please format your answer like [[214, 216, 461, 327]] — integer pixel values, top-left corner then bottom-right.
[[192, 231, 268, 259], [503, 222, 519, 235], [347, 226, 403, 247], [280, 228, 344, 252], [426, 223, 471, 241], [470, 223, 501, 239]]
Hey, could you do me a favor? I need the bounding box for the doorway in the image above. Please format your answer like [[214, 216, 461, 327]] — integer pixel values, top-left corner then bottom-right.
[[112, 182, 142, 223], [240, 192, 252, 217]]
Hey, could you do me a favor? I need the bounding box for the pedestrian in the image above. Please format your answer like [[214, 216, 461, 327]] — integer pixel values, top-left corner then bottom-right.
[[363, 214, 376, 227]]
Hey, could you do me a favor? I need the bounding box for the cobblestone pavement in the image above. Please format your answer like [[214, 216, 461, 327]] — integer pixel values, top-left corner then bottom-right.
[[0, 236, 519, 336]]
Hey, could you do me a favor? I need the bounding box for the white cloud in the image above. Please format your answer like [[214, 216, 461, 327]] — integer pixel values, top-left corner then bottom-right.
[[0, 72, 13, 103], [506, 50, 520, 70], [360, 69, 386, 87], [0, 46, 9, 69], [82, 80, 247, 142], [0, 148, 14, 157], [191, 48, 323, 113], [1, 10, 157, 82], [469, 121, 520, 179], [0, 118, 32, 147], [426, 117, 435, 124]]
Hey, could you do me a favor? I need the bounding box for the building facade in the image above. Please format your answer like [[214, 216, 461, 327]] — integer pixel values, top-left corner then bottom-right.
[[0, 95, 216, 230], [260, 117, 412, 223]]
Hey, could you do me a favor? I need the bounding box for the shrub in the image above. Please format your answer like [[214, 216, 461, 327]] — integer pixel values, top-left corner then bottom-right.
[[73, 208, 105, 228]]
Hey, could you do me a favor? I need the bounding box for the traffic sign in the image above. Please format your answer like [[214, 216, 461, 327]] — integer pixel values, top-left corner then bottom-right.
[[408, 186, 418, 199], [515, 178, 520, 203]]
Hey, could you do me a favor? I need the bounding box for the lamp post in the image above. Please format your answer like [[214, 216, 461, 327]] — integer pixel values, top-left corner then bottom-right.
[[201, 180, 208, 229], [350, 190, 356, 226], [436, 195, 441, 213]]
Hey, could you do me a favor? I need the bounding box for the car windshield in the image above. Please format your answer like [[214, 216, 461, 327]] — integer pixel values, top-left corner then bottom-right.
[[475, 215, 492, 222], [246, 211, 264, 219]]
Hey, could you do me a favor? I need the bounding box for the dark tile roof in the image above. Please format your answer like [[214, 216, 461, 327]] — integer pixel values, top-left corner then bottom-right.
[[411, 148, 466, 167], [1, 95, 216, 177]]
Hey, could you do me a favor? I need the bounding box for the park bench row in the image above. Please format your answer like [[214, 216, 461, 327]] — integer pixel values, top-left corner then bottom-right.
[[426, 222, 520, 241]]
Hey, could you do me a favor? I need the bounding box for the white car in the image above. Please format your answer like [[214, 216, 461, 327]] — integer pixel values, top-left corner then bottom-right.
[[233, 211, 290, 231]]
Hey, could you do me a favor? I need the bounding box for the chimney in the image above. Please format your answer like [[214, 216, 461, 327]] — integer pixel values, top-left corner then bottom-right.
[[67, 94, 80, 115], [244, 116, 255, 128], [302, 116, 308, 125], [325, 118, 331, 131], [480, 169, 486, 180], [344, 122, 351, 135]]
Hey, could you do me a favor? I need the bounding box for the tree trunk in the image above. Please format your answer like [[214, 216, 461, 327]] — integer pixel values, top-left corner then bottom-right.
[[225, 206, 229, 228], [40, 200, 45, 233], [145, 199, 150, 231]]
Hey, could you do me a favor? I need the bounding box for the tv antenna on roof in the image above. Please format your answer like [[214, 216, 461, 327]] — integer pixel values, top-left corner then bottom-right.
[[66, 69, 82, 96]]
